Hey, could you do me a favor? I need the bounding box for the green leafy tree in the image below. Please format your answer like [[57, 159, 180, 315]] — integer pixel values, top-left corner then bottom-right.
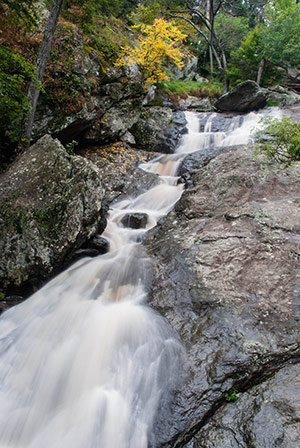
[[128, 2, 162, 25], [260, 0, 300, 70], [229, 0, 300, 85], [228, 26, 279, 85], [214, 13, 249, 57]]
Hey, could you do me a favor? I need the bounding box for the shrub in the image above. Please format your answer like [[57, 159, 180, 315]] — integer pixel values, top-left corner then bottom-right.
[[256, 117, 300, 164]]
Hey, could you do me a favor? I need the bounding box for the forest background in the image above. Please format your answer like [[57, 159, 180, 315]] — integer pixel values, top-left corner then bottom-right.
[[0, 0, 300, 166]]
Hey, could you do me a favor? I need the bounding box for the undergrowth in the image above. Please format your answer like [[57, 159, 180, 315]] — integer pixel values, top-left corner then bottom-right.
[[158, 79, 222, 98]]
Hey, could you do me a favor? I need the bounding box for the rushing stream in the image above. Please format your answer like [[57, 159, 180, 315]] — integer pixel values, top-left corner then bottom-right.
[[0, 108, 284, 447]]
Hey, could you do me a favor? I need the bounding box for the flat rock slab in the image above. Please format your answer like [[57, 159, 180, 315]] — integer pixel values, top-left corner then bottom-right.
[[145, 146, 300, 447]]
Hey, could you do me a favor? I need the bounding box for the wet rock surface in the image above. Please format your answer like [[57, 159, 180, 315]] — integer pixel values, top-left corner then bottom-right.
[[121, 212, 148, 229], [178, 145, 233, 188], [130, 107, 187, 153], [191, 362, 300, 447], [0, 135, 105, 295], [145, 145, 300, 447]]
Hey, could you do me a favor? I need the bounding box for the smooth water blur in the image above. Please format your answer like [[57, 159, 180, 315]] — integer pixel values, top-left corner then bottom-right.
[[0, 122, 187, 448], [176, 108, 284, 154], [0, 107, 282, 447]]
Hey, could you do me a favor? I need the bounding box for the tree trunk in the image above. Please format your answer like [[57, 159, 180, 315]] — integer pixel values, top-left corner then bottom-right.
[[24, 0, 63, 142], [256, 58, 265, 86], [207, 0, 214, 76]]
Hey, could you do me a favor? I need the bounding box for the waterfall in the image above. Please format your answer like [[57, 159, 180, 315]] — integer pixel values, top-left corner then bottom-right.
[[175, 107, 285, 154], [0, 107, 283, 447]]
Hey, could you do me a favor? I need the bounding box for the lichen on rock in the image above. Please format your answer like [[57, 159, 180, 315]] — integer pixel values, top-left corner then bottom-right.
[[0, 135, 105, 293], [145, 145, 300, 447]]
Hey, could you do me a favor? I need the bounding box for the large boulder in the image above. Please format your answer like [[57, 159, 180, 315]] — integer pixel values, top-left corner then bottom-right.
[[145, 146, 300, 447], [216, 80, 268, 112], [80, 141, 158, 203], [0, 135, 105, 294]]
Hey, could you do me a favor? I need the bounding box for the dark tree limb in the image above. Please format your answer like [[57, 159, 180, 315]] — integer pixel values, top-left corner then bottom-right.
[[24, 0, 63, 142]]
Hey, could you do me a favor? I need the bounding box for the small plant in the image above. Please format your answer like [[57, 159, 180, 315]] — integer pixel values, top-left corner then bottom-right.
[[255, 117, 300, 164], [224, 387, 239, 402], [0, 290, 6, 300], [65, 140, 78, 155]]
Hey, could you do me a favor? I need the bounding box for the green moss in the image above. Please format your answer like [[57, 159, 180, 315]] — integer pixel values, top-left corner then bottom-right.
[[266, 99, 280, 107], [32, 197, 69, 240], [1, 203, 31, 234], [0, 191, 69, 243]]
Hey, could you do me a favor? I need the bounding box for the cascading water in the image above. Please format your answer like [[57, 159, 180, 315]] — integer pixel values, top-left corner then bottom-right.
[[0, 107, 283, 447], [175, 107, 285, 153]]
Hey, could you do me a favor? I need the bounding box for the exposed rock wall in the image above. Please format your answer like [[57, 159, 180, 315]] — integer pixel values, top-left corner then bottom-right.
[[32, 29, 187, 153], [145, 145, 300, 447]]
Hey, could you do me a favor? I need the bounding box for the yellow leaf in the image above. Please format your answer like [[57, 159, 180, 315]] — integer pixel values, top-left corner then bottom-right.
[[115, 18, 187, 86]]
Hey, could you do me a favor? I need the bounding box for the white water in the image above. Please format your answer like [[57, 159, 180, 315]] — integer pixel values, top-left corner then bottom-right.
[[0, 107, 282, 447], [175, 107, 284, 154]]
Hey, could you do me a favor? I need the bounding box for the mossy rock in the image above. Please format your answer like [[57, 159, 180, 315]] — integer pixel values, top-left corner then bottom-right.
[[0, 135, 105, 292]]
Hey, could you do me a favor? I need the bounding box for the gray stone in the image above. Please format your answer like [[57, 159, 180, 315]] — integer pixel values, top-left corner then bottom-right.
[[144, 145, 300, 447], [192, 363, 300, 447], [0, 135, 105, 292], [88, 235, 109, 254], [120, 131, 136, 145], [170, 56, 199, 81], [83, 102, 141, 144], [121, 212, 148, 229], [216, 80, 268, 112], [130, 107, 186, 153], [194, 75, 209, 83], [266, 86, 300, 107], [178, 96, 213, 111]]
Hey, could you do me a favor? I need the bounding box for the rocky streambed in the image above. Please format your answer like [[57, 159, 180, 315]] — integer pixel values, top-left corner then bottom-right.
[[145, 144, 300, 447], [1, 103, 300, 447]]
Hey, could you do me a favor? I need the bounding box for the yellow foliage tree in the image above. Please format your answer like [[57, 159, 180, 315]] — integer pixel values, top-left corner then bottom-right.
[[116, 18, 187, 86]]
